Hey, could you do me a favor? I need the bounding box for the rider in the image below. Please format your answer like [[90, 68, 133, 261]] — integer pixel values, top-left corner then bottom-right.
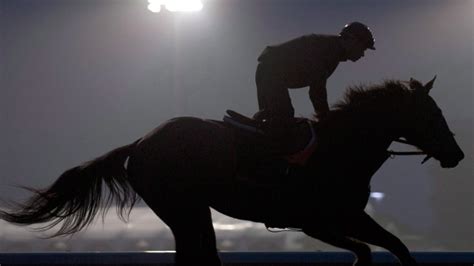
[[254, 22, 375, 151]]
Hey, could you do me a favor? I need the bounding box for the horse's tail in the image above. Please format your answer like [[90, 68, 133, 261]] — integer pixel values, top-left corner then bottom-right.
[[0, 139, 141, 237]]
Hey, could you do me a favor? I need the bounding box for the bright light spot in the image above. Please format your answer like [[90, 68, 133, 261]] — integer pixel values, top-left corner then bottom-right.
[[213, 222, 255, 231], [148, 0, 203, 13], [370, 192, 385, 202], [147, 2, 162, 13]]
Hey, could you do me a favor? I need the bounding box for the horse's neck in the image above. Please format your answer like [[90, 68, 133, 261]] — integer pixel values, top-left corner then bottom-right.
[[347, 109, 401, 145], [321, 112, 398, 145], [316, 111, 399, 184]]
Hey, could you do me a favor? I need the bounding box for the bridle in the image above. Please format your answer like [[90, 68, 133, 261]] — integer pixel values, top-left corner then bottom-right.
[[388, 138, 431, 164]]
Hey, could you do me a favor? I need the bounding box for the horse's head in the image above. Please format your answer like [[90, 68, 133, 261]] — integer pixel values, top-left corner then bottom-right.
[[403, 76, 464, 168]]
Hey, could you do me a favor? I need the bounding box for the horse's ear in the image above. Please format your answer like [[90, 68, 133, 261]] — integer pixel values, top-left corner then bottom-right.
[[423, 75, 437, 94], [409, 78, 424, 90]]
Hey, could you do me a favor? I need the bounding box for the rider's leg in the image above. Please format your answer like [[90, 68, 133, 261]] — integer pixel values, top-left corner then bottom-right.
[[255, 64, 297, 152], [255, 62, 294, 119]]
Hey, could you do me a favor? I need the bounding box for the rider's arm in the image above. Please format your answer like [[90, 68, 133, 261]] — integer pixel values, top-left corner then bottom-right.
[[309, 77, 330, 119]]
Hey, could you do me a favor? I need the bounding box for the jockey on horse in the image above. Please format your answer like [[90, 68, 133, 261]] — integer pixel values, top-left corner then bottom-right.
[[253, 22, 376, 153]]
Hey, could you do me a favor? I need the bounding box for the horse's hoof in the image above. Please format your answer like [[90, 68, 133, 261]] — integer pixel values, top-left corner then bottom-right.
[[352, 260, 372, 266], [403, 258, 419, 266], [353, 258, 373, 266], [354, 262, 371, 266]]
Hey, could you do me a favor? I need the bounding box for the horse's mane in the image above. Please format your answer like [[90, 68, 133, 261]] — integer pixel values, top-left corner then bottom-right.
[[333, 80, 412, 112]]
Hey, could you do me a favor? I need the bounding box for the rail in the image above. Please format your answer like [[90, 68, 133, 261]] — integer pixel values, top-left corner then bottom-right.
[[1, 251, 474, 265]]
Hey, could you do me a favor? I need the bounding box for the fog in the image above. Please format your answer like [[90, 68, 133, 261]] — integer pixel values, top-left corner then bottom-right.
[[1, 0, 473, 251]]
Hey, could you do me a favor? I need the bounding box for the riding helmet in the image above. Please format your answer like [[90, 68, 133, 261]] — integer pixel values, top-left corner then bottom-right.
[[340, 22, 376, 50]]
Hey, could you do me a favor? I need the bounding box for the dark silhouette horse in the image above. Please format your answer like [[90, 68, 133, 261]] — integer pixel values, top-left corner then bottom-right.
[[0, 77, 464, 266]]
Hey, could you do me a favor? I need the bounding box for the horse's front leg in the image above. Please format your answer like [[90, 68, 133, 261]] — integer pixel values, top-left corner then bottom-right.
[[303, 227, 372, 266], [347, 212, 418, 266]]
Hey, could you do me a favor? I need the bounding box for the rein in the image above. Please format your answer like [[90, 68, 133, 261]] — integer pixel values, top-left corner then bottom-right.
[[388, 139, 425, 156], [388, 139, 431, 164]]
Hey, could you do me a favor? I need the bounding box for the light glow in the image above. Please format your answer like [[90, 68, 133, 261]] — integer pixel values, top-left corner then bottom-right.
[[213, 222, 255, 231], [148, 0, 203, 13], [370, 192, 385, 202]]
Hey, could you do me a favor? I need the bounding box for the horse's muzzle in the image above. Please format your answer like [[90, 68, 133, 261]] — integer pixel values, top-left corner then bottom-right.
[[439, 149, 464, 168]]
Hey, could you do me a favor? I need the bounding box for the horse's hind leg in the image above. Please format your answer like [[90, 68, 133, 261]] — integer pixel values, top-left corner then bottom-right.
[[167, 205, 221, 266], [126, 163, 221, 264], [303, 227, 372, 266], [145, 196, 221, 266]]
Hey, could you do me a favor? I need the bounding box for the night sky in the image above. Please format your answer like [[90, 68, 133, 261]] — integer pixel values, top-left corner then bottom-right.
[[1, 0, 473, 250]]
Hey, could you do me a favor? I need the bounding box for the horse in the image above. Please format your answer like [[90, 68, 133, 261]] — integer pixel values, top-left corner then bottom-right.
[[0, 77, 464, 266]]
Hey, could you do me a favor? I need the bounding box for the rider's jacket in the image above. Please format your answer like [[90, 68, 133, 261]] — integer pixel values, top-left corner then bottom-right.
[[258, 34, 344, 88], [256, 34, 346, 117]]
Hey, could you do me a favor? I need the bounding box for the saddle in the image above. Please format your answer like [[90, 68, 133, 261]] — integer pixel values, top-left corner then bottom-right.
[[223, 110, 318, 166]]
